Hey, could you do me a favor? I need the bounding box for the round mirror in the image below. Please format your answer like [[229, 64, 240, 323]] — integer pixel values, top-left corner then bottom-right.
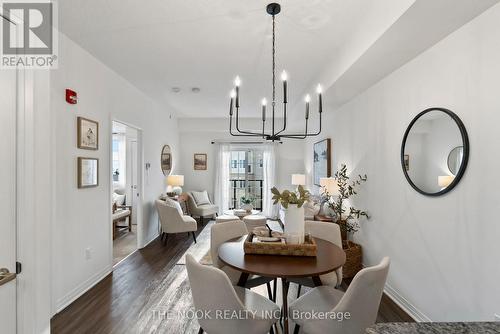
[[447, 146, 463, 175], [161, 145, 172, 176], [401, 108, 469, 196]]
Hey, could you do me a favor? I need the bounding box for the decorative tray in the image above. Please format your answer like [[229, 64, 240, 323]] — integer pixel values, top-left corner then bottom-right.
[[243, 233, 317, 257]]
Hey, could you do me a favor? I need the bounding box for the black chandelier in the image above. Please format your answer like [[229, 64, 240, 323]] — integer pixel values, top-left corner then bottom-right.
[[228, 2, 323, 142]]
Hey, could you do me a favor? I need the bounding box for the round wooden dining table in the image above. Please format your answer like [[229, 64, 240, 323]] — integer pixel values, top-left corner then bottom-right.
[[218, 237, 346, 334]]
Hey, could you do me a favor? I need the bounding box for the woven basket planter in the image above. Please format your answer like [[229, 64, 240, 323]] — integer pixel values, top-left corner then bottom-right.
[[342, 240, 362, 279]]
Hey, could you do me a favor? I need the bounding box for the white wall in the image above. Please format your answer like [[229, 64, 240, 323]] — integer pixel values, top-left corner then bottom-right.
[[178, 118, 305, 201], [51, 33, 180, 313], [304, 3, 500, 321]]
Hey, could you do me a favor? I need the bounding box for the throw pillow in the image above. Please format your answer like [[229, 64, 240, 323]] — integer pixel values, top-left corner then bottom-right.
[[113, 193, 126, 206], [191, 190, 211, 206]]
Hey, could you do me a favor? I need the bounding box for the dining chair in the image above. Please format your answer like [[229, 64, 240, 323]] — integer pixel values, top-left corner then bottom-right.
[[186, 254, 280, 334], [155, 199, 198, 245], [289, 257, 390, 334], [292, 221, 343, 298], [211, 221, 276, 300]]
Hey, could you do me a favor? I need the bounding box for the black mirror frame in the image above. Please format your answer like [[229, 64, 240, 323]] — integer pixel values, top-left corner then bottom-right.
[[401, 107, 469, 197], [161, 144, 172, 176]]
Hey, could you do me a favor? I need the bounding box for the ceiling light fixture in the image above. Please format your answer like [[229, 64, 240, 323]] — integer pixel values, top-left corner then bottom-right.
[[228, 2, 323, 142]]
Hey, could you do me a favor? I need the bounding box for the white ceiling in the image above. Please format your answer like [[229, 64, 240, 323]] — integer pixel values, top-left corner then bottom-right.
[[58, 0, 414, 118]]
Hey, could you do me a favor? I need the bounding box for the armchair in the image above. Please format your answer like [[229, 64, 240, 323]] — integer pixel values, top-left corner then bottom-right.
[[186, 191, 218, 225], [155, 199, 197, 245], [112, 187, 132, 240]]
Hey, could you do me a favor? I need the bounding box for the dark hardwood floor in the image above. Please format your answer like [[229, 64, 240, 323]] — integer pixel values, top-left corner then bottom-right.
[[51, 222, 413, 334]]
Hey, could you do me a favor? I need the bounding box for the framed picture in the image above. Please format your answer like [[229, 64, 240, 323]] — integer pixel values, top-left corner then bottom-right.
[[78, 157, 99, 188], [404, 154, 410, 171], [77, 117, 99, 150], [194, 153, 207, 170], [313, 138, 331, 186]]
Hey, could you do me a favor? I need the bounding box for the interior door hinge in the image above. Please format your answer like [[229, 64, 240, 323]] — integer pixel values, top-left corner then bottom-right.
[[16, 262, 22, 274]]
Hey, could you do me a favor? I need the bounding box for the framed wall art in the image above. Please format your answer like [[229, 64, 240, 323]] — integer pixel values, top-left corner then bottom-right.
[[78, 157, 99, 188], [193, 153, 207, 170], [313, 138, 331, 186], [77, 117, 99, 150]]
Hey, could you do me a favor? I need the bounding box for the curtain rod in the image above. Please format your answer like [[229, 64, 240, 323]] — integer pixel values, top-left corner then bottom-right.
[[211, 140, 282, 145]]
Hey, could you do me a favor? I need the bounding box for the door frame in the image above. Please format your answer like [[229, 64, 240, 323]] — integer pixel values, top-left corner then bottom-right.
[[109, 118, 144, 267], [1, 9, 52, 333]]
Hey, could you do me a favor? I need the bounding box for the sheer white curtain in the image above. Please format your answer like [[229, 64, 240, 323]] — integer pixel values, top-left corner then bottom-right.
[[214, 144, 231, 215], [262, 143, 278, 218]]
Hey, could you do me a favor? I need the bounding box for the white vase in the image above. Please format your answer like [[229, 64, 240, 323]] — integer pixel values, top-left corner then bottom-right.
[[241, 204, 253, 212], [283, 204, 305, 243]]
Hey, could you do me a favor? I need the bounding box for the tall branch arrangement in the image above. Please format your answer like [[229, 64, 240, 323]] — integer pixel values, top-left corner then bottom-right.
[[322, 164, 369, 237]]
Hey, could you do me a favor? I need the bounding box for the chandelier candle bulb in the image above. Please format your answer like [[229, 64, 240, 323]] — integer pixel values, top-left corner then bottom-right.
[[281, 70, 288, 103], [262, 98, 267, 121], [234, 76, 241, 108], [230, 89, 236, 115], [317, 84, 323, 113], [305, 95, 310, 119]]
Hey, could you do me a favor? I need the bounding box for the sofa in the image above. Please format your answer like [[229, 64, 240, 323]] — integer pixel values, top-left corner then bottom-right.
[[186, 190, 219, 225]]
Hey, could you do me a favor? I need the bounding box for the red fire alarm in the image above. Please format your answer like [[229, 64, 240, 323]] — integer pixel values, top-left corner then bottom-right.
[[66, 89, 77, 104]]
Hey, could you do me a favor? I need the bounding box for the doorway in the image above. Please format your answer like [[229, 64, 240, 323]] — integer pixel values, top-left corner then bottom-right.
[[111, 121, 141, 265], [0, 38, 18, 333]]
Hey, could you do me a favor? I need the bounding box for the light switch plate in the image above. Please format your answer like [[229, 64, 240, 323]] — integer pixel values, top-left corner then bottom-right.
[[85, 248, 92, 260]]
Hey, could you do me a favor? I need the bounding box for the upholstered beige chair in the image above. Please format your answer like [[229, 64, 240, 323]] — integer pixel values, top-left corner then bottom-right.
[[290, 257, 390, 334], [155, 199, 197, 245], [186, 254, 280, 334], [187, 191, 219, 225], [215, 214, 240, 224], [211, 221, 276, 299], [242, 215, 267, 233], [292, 221, 343, 297]]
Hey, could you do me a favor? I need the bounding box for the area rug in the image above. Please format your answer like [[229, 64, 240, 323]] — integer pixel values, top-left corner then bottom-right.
[[177, 221, 213, 265], [130, 220, 301, 334]]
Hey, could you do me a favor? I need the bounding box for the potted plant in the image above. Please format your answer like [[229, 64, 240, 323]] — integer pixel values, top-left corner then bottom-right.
[[271, 185, 310, 243], [321, 164, 369, 278], [240, 196, 254, 213]]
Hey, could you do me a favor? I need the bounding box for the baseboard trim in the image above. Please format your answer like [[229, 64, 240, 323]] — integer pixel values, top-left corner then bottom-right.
[[384, 283, 432, 322], [141, 231, 159, 249], [55, 265, 112, 314]]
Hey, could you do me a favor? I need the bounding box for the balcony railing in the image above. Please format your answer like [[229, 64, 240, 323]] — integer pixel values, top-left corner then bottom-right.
[[230, 179, 263, 211]]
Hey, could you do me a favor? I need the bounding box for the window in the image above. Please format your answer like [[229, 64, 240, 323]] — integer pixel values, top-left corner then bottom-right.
[[229, 148, 264, 210], [112, 134, 126, 185]]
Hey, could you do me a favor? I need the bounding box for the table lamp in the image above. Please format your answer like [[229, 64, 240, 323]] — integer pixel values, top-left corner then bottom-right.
[[167, 175, 184, 195], [291, 174, 306, 186], [320, 177, 339, 195], [438, 175, 454, 189]]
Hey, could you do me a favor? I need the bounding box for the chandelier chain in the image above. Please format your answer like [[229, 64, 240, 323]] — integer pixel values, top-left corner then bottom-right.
[[272, 14, 276, 107]]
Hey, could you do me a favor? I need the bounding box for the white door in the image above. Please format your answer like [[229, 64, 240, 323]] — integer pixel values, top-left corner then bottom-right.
[[130, 140, 138, 226], [0, 26, 19, 333]]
